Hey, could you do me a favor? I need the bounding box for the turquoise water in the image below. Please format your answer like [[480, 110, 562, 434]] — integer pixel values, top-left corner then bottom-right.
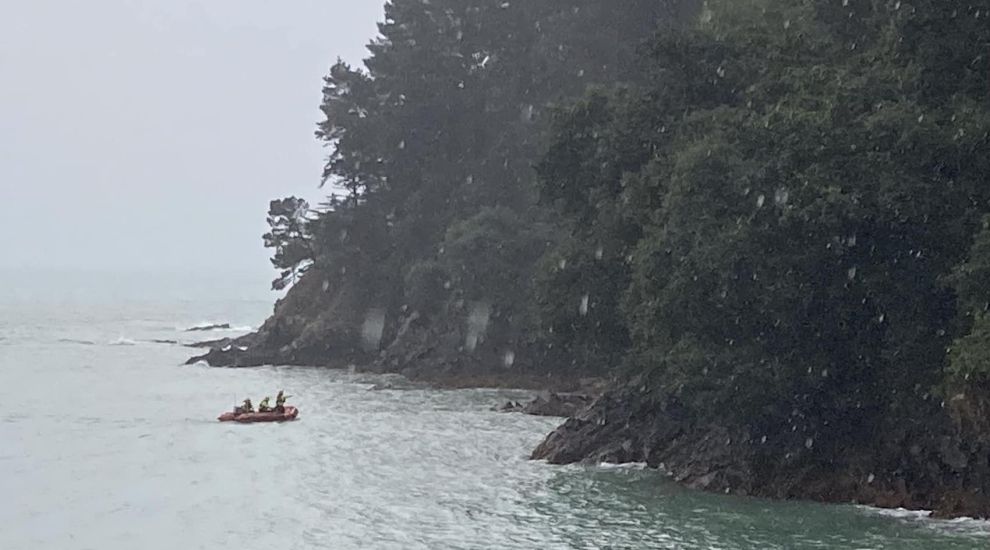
[[1, 277, 987, 549]]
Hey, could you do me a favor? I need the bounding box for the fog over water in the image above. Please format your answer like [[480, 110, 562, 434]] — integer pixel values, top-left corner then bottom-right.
[[0, 1, 382, 277]]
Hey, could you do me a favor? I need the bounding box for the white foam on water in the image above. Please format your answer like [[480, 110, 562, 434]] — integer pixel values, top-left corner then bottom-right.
[[857, 505, 990, 537], [859, 506, 933, 520], [597, 462, 649, 471], [108, 337, 138, 346]]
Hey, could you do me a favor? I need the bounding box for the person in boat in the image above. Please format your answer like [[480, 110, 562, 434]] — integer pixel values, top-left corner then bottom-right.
[[258, 396, 273, 413], [275, 390, 291, 413], [235, 398, 254, 414]]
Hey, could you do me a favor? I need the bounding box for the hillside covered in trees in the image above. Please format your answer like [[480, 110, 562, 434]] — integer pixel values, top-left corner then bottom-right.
[[193, 0, 990, 516]]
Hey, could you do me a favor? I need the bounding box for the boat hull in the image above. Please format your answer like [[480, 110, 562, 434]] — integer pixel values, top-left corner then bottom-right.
[[218, 406, 299, 423]]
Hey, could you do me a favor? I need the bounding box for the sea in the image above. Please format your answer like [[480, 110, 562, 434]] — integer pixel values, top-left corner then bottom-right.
[[1, 270, 987, 549]]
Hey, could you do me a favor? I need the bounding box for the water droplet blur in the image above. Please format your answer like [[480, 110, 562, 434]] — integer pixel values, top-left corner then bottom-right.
[[361, 309, 386, 351], [465, 301, 491, 352]]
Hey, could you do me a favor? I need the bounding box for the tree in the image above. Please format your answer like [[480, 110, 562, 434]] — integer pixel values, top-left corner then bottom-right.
[[263, 197, 313, 290], [536, 0, 990, 445], [287, 0, 697, 372]]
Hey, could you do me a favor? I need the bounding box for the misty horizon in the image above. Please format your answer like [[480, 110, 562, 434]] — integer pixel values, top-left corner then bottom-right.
[[0, 1, 383, 281]]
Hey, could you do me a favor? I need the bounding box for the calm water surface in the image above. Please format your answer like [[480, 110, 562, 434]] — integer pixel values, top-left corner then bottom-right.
[[1, 294, 988, 549]]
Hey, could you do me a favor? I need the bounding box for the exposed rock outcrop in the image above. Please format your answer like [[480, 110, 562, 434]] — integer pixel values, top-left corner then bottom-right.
[[186, 269, 591, 391], [531, 381, 990, 519], [185, 323, 231, 332], [495, 393, 595, 417]]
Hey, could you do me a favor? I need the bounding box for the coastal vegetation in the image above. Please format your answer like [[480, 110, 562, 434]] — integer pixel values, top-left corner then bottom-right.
[[200, 0, 990, 517]]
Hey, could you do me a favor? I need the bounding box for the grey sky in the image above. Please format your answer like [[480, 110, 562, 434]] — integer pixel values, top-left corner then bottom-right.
[[0, 0, 383, 284]]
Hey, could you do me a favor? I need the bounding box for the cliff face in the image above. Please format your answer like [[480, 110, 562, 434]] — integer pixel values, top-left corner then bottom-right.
[[188, 269, 358, 368], [531, 378, 990, 519], [187, 268, 594, 391]]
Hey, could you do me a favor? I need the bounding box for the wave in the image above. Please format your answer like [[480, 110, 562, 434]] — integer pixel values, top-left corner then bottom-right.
[[945, 516, 990, 531], [857, 505, 990, 536], [108, 337, 138, 346], [861, 506, 933, 520]]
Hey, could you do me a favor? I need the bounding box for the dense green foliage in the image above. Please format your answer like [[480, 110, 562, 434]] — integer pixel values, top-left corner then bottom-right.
[[268, 0, 695, 373], [539, 0, 990, 439], [267, 0, 990, 440]]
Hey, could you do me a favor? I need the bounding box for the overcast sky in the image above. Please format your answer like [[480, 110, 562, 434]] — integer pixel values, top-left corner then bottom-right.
[[0, 1, 383, 284]]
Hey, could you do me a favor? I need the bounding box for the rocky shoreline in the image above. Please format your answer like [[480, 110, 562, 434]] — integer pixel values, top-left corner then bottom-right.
[[186, 272, 990, 520], [189, 330, 990, 520], [184, 269, 608, 394], [529, 380, 990, 521], [187, 339, 603, 395]]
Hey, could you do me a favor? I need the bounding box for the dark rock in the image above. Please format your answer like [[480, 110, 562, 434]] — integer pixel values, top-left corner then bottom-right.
[[521, 393, 594, 417], [494, 393, 596, 416], [184, 268, 599, 392], [531, 385, 990, 520], [185, 337, 233, 349], [184, 323, 231, 332], [939, 437, 969, 472], [494, 400, 525, 412]]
